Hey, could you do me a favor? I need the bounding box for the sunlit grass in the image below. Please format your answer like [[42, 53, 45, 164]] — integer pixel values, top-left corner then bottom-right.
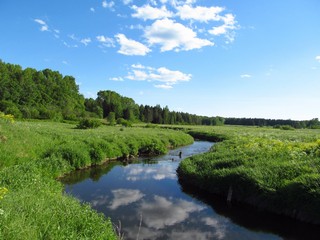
[[178, 125, 320, 223], [0, 120, 193, 239]]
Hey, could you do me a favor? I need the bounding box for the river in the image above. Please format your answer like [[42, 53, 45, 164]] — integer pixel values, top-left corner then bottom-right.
[[61, 141, 320, 240]]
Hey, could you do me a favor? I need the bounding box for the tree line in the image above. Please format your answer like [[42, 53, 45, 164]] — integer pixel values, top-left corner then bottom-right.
[[0, 60, 319, 128]]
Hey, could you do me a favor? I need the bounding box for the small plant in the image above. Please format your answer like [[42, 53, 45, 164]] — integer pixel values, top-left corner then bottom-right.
[[0, 112, 15, 124], [77, 118, 102, 129], [0, 187, 8, 200]]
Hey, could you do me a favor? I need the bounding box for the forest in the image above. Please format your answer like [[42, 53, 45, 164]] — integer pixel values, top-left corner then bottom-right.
[[0, 60, 319, 128]]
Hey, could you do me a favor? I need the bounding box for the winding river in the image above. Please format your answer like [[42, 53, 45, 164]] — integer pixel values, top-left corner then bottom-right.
[[61, 141, 320, 240]]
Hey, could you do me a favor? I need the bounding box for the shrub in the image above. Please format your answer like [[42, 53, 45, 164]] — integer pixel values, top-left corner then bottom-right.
[[77, 118, 102, 129]]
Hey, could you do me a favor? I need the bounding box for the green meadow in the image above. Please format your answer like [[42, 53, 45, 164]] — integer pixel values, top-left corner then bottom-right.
[[0, 119, 193, 239], [1, 116, 320, 239], [177, 125, 320, 224]]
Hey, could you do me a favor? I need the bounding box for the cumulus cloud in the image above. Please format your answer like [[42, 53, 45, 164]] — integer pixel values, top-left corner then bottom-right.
[[132, 4, 173, 20], [316, 56, 320, 62], [115, 33, 151, 55], [125, 63, 191, 88], [109, 189, 145, 210], [144, 18, 214, 52], [34, 18, 49, 31], [176, 5, 224, 22]]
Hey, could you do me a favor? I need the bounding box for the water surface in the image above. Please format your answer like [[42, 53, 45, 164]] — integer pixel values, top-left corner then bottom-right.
[[62, 141, 320, 240]]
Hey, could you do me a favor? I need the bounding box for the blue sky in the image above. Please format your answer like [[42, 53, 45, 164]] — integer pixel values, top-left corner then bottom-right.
[[1, 0, 320, 120]]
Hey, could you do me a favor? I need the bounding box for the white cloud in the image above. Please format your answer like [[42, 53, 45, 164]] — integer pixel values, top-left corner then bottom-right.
[[129, 24, 144, 30], [316, 56, 320, 62], [90, 7, 95, 12], [176, 5, 224, 22], [209, 13, 237, 42], [102, 1, 114, 9], [132, 5, 173, 20], [62, 60, 68, 65], [144, 18, 214, 52], [109, 189, 145, 210], [80, 38, 91, 46], [34, 19, 49, 32], [155, 84, 173, 89], [34, 19, 46, 25], [167, 0, 196, 7], [115, 33, 151, 56], [123, 0, 132, 5], [125, 64, 191, 88], [96, 35, 115, 47], [240, 74, 252, 78], [131, 63, 145, 69], [110, 77, 124, 81]]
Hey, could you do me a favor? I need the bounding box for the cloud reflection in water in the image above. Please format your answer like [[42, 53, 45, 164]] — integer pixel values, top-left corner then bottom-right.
[[138, 195, 205, 230], [109, 189, 145, 210], [125, 162, 177, 181]]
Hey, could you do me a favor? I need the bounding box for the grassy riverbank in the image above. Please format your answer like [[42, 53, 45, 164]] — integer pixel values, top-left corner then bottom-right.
[[177, 125, 320, 224], [0, 120, 193, 239]]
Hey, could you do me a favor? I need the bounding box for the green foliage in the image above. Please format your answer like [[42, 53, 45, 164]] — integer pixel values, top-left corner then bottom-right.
[[0, 164, 116, 240], [0, 120, 193, 238], [0, 111, 15, 124], [77, 118, 102, 129], [0, 60, 85, 120], [117, 118, 132, 127], [107, 112, 116, 125], [274, 124, 295, 130], [178, 125, 320, 223]]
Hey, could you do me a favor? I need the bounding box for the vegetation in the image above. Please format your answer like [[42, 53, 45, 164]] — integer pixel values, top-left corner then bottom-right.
[[178, 125, 320, 224], [76, 118, 102, 129], [1, 60, 319, 128], [0, 117, 193, 239]]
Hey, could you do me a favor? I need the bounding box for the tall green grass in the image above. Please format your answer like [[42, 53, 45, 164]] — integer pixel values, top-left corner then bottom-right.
[[0, 120, 193, 239], [178, 126, 320, 224]]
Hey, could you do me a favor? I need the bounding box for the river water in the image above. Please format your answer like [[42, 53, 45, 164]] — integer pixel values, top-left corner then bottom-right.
[[61, 141, 320, 240]]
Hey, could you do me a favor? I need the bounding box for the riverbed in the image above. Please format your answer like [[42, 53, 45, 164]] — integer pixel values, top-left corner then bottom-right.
[[61, 141, 320, 240]]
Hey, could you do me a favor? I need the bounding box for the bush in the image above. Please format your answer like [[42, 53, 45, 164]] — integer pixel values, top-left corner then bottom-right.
[[77, 118, 102, 129]]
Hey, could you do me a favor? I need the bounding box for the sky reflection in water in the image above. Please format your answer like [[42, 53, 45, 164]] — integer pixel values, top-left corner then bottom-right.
[[64, 142, 283, 240]]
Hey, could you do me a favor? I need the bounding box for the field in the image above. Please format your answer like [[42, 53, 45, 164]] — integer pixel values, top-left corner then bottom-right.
[[1, 118, 320, 239], [177, 125, 320, 224], [0, 119, 193, 239]]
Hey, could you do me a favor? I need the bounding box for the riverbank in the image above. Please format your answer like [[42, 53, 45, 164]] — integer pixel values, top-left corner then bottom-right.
[[177, 126, 320, 224], [0, 120, 193, 239]]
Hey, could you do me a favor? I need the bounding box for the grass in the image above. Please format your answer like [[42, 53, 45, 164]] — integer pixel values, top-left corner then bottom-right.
[[177, 125, 320, 224], [0, 120, 193, 239]]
